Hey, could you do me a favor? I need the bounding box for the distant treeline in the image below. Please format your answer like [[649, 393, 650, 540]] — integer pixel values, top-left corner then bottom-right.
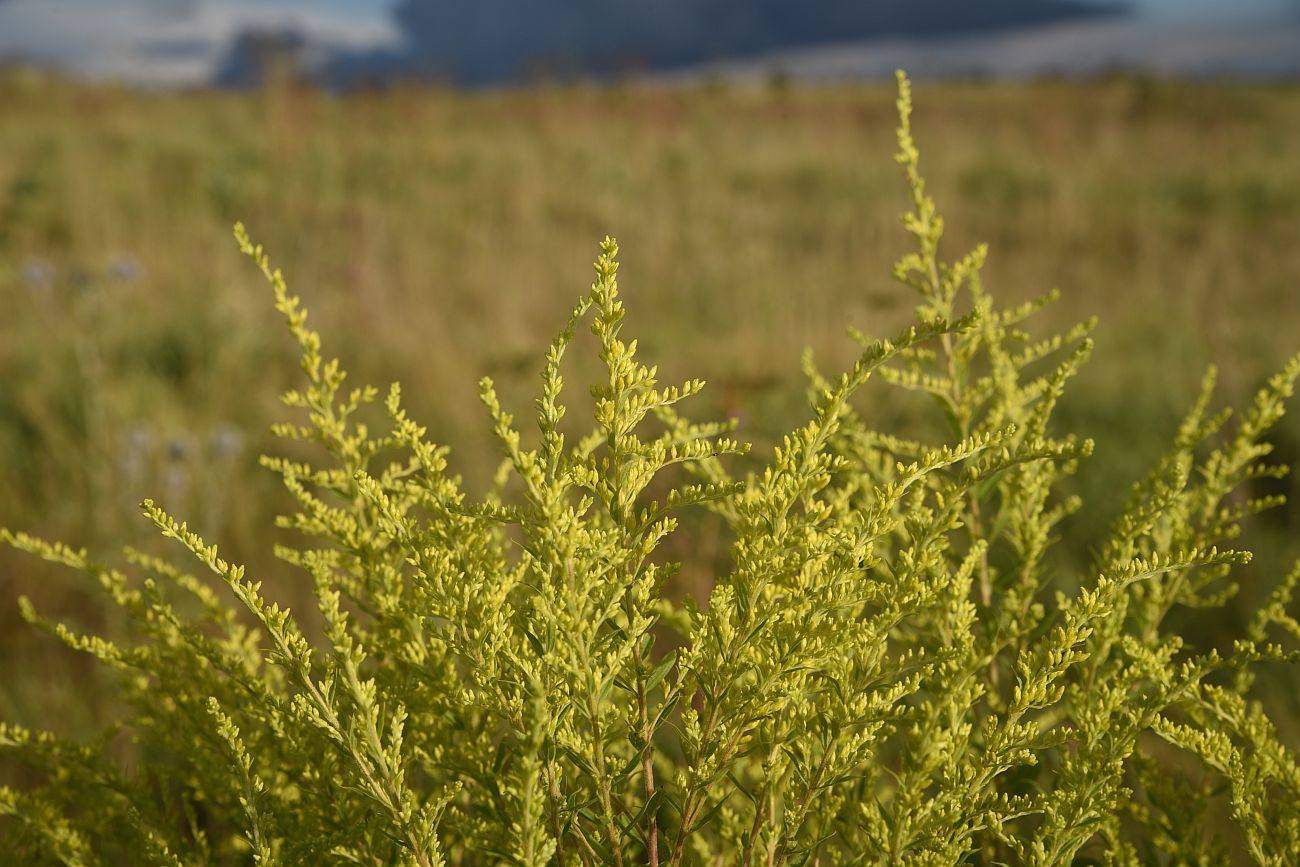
[[217, 0, 1125, 87]]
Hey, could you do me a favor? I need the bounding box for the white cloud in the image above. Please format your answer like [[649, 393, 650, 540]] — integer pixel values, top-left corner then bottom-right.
[[0, 0, 399, 85]]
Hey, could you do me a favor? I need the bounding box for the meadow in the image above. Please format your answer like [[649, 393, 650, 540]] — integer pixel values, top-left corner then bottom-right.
[[1, 71, 1298, 739]]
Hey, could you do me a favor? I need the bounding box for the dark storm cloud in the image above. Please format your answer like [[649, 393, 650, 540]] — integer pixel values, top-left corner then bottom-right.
[[372, 0, 1125, 85]]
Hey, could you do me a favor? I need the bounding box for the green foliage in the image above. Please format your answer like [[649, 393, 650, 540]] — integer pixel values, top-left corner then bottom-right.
[[3, 72, 1300, 865]]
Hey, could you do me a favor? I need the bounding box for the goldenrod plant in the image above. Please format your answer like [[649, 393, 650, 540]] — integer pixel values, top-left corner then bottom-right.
[[3, 72, 1299, 865]]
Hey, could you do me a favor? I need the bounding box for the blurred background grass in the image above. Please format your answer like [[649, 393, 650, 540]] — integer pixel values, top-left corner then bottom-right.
[[1, 71, 1297, 737]]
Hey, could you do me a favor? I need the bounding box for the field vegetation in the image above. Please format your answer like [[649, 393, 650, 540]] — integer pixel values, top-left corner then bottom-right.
[[1, 71, 1298, 743]]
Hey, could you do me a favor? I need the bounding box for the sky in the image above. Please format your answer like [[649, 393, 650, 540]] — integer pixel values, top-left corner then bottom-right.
[[0, 0, 1296, 85], [1135, 0, 1296, 19]]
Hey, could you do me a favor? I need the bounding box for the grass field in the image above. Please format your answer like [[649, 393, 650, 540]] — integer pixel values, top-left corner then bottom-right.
[[2, 71, 1299, 734]]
